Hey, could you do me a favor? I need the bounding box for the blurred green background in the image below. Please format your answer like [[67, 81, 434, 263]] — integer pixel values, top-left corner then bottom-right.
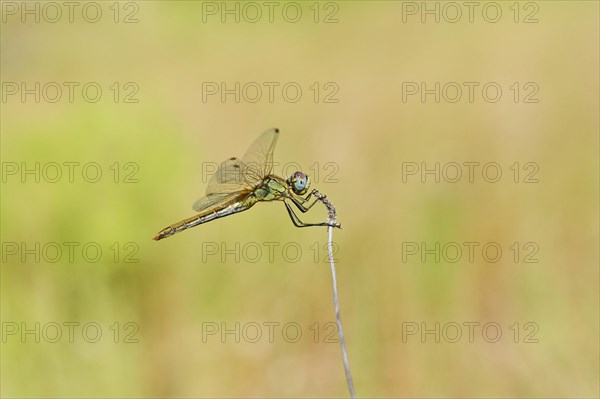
[[1, 1, 598, 398]]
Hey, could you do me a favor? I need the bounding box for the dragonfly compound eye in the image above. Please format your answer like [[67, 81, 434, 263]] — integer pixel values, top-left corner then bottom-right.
[[291, 171, 310, 195]]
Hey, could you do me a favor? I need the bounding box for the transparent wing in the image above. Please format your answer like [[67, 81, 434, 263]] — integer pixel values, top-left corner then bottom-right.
[[205, 128, 280, 195], [206, 157, 254, 195], [241, 128, 279, 183], [192, 191, 248, 212]]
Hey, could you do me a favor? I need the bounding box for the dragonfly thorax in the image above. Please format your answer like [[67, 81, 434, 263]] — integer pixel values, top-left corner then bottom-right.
[[253, 177, 287, 201], [287, 171, 310, 195]]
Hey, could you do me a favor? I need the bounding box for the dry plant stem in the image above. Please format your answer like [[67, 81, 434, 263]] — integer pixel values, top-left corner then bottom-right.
[[312, 189, 356, 399]]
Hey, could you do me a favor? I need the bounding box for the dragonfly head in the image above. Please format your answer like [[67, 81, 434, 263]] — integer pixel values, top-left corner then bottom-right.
[[288, 171, 310, 195]]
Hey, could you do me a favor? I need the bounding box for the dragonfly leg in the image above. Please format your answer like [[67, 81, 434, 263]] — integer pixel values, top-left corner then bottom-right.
[[284, 201, 340, 228], [294, 190, 315, 204], [289, 193, 321, 213], [293, 189, 323, 205]]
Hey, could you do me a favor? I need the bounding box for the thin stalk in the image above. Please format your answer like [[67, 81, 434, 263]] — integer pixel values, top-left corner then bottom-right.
[[313, 190, 356, 399]]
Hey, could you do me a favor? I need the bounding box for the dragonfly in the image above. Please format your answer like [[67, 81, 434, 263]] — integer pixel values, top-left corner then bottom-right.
[[153, 128, 340, 240]]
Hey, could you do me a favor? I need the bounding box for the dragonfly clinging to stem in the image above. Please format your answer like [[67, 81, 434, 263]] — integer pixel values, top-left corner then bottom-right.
[[153, 128, 341, 240]]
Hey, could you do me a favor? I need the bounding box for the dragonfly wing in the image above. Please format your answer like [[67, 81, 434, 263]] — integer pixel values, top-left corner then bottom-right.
[[205, 128, 279, 195], [192, 191, 248, 212], [241, 128, 279, 182], [206, 157, 253, 195]]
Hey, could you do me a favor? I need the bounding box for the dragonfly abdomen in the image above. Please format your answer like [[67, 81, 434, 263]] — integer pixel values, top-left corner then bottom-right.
[[153, 202, 249, 240]]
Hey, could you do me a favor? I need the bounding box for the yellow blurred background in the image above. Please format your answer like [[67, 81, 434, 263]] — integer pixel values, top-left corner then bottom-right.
[[1, 1, 598, 397]]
